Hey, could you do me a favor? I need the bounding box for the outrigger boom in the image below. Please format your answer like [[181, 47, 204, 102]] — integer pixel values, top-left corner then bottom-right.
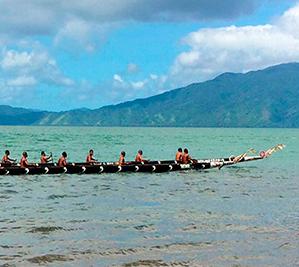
[[0, 144, 284, 176]]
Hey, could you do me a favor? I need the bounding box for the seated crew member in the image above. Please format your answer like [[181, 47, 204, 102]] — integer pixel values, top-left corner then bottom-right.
[[118, 151, 126, 165], [175, 148, 183, 162], [135, 150, 147, 163], [86, 149, 96, 163], [40, 151, 52, 164], [2, 150, 16, 164], [20, 151, 29, 168], [182, 148, 192, 164], [58, 152, 67, 167]]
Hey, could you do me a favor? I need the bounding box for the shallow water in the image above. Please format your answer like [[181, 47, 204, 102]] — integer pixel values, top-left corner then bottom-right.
[[0, 127, 298, 266]]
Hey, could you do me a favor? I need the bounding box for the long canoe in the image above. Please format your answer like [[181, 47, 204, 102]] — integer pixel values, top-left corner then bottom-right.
[[0, 155, 263, 176]]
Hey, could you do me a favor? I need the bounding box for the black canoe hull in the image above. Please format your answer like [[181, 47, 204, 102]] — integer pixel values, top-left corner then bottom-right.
[[0, 156, 263, 176], [0, 163, 192, 176], [0, 158, 234, 168]]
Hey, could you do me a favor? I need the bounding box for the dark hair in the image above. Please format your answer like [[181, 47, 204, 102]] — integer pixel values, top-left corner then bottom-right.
[[41, 151, 45, 156], [89, 149, 94, 153], [121, 151, 126, 156], [5, 150, 10, 155], [138, 150, 143, 155], [62, 152, 67, 158], [178, 148, 182, 152], [184, 148, 188, 153], [23, 151, 28, 157]]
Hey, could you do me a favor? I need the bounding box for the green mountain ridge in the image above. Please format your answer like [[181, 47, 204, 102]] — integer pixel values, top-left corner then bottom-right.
[[1, 63, 299, 127]]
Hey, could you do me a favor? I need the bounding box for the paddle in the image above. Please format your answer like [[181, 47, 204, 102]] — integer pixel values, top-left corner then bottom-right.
[[260, 144, 285, 158], [232, 148, 257, 163], [50, 152, 54, 164], [218, 148, 257, 170]]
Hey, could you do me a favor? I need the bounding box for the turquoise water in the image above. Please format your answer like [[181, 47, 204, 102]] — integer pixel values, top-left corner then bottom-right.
[[0, 127, 298, 266]]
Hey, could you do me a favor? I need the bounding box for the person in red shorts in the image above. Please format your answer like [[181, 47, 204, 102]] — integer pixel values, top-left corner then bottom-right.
[[86, 149, 96, 163], [58, 152, 67, 167], [40, 151, 52, 164], [175, 148, 183, 162]]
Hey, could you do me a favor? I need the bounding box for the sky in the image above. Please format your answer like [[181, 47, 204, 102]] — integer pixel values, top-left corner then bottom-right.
[[0, 0, 298, 111]]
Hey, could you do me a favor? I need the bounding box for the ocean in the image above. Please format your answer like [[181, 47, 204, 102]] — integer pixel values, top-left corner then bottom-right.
[[0, 127, 298, 266]]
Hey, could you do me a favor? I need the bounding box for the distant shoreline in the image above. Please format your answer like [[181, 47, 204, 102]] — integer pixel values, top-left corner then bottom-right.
[[1, 63, 299, 128], [0, 125, 298, 129]]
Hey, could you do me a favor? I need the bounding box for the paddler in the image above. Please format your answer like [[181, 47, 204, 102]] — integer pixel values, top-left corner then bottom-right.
[[118, 151, 126, 165], [182, 148, 192, 164], [40, 151, 52, 164], [175, 148, 183, 162], [20, 151, 29, 168], [58, 152, 67, 167], [260, 144, 285, 158], [135, 150, 147, 163], [86, 149, 96, 163], [2, 150, 16, 165]]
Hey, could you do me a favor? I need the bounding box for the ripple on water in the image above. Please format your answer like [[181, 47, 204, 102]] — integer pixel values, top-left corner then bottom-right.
[[134, 224, 156, 232], [47, 193, 83, 200], [27, 254, 73, 264], [47, 194, 68, 200], [122, 259, 190, 267], [27, 226, 64, 234], [0, 195, 11, 200], [0, 189, 18, 194]]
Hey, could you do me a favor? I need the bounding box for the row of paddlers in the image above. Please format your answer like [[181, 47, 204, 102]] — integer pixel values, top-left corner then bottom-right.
[[0, 156, 263, 175]]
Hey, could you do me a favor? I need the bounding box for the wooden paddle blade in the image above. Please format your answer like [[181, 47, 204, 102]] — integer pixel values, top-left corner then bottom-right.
[[248, 148, 257, 154]]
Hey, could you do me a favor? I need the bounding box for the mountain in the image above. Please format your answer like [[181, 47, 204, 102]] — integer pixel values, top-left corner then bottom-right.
[[1, 63, 299, 127], [0, 105, 47, 125]]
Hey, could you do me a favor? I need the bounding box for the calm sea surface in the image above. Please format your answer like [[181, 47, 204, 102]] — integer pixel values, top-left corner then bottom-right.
[[0, 127, 298, 267]]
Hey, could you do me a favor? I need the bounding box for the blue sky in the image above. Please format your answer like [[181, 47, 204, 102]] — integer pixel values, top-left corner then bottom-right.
[[0, 0, 298, 111]]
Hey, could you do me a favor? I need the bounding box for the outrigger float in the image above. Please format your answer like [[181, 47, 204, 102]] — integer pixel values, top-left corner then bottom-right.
[[0, 144, 285, 176]]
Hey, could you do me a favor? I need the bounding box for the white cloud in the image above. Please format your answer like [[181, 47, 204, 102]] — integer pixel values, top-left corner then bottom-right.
[[6, 76, 37, 87], [150, 74, 158, 80], [54, 19, 116, 52], [54, 19, 94, 50], [127, 63, 139, 74], [113, 74, 124, 83], [170, 3, 299, 86], [0, 78, 27, 103], [0, 48, 74, 95], [131, 80, 147, 90], [1, 50, 33, 69], [278, 3, 299, 35], [108, 72, 169, 104]]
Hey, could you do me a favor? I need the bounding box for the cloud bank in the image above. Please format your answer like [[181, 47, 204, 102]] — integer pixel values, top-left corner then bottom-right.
[[0, 0, 258, 37], [0, 48, 74, 103], [0, 0, 264, 53], [170, 3, 299, 85]]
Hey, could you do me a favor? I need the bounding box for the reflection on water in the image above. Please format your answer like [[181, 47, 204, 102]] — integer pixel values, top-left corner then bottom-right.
[[0, 127, 298, 266]]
